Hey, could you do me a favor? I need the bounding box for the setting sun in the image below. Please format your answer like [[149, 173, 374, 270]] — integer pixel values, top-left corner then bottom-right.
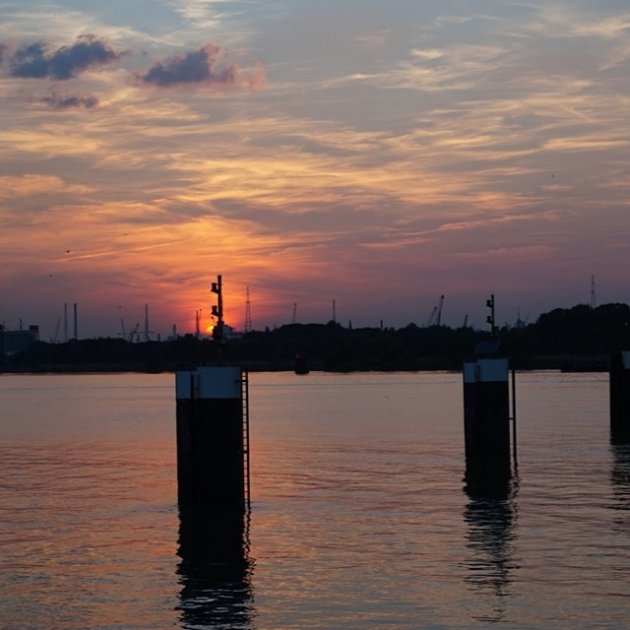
[[0, 0, 628, 341]]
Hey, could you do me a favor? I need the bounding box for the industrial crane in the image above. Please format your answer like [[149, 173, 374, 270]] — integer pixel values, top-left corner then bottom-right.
[[426, 294, 445, 326], [436, 294, 445, 326]]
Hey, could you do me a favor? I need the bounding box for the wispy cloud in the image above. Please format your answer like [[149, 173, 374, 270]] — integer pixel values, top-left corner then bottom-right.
[[41, 91, 98, 110], [0, 174, 91, 199], [165, 0, 230, 27]]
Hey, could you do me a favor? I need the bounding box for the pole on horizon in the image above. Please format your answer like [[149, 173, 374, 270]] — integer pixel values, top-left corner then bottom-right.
[[610, 352, 630, 443], [211, 275, 225, 343], [486, 294, 496, 338]]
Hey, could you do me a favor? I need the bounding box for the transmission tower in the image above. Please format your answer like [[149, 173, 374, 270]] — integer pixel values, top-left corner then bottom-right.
[[590, 275, 597, 308], [244, 286, 253, 333], [144, 304, 150, 342]]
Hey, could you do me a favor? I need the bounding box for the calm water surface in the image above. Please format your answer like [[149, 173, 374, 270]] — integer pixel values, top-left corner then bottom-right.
[[0, 371, 628, 629]]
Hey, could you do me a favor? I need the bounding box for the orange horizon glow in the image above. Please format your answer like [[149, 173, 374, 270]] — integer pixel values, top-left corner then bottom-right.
[[1, 2, 629, 339]]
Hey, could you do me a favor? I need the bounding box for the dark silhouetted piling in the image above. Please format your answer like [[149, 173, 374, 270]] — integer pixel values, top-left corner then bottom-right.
[[463, 358, 511, 493], [176, 366, 250, 509], [610, 352, 630, 443]]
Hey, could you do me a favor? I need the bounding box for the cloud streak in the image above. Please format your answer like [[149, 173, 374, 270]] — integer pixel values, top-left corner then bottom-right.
[[41, 91, 98, 110]]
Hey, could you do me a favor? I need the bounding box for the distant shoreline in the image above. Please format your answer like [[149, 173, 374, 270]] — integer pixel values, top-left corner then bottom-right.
[[0, 354, 610, 375], [4, 304, 627, 375]]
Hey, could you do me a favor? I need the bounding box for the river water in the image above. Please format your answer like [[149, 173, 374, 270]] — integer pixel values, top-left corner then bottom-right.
[[0, 371, 628, 629]]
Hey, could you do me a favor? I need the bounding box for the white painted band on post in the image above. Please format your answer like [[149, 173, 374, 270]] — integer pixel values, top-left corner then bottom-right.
[[463, 362, 479, 383], [464, 358, 509, 383], [176, 371, 194, 399], [478, 358, 509, 382], [176, 366, 241, 399]]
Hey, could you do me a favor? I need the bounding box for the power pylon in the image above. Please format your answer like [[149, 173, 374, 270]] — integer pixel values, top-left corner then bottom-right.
[[244, 286, 253, 333]]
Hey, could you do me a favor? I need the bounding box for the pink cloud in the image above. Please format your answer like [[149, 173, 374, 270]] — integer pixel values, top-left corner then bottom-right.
[[140, 44, 266, 90]]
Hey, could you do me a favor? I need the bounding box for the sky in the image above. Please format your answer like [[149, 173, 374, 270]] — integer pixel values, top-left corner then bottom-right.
[[1, 0, 629, 340]]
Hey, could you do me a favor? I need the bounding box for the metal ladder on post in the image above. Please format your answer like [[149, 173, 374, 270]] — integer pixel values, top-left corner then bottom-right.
[[241, 369, 251, 510]]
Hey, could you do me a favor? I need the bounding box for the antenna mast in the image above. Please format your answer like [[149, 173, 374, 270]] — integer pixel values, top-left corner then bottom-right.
[[244, 286, 252, 333], [486, 294, 496, 337], [590, 275, 597, 308], [144, 304, 150, 342]]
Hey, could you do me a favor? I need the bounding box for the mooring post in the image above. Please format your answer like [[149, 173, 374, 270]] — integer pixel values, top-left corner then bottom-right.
[[463, 357, 511, 493], [176, 366, 249, 510], [610, 352, 630, 443]]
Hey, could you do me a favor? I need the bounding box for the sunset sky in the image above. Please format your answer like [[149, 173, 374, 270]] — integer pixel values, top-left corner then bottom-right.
[[1, 1, 629, 339]]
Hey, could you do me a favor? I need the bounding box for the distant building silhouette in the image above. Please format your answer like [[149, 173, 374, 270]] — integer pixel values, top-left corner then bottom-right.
[[0, 324, 40, 355]]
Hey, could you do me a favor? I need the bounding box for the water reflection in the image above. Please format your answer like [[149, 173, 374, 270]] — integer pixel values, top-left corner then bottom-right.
[[176, 507, 254, 630], [462, 478, 519, 623]]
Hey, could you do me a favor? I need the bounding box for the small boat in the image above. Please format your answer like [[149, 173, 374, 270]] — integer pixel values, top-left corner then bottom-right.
[[294, 353, 310, 375]]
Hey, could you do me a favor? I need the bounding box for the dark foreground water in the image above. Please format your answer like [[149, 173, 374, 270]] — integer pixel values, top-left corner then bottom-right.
[[0, 371, 628, 629]]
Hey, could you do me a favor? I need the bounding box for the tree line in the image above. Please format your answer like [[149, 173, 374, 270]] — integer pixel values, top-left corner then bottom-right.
[[3, 302, 630, 373]]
